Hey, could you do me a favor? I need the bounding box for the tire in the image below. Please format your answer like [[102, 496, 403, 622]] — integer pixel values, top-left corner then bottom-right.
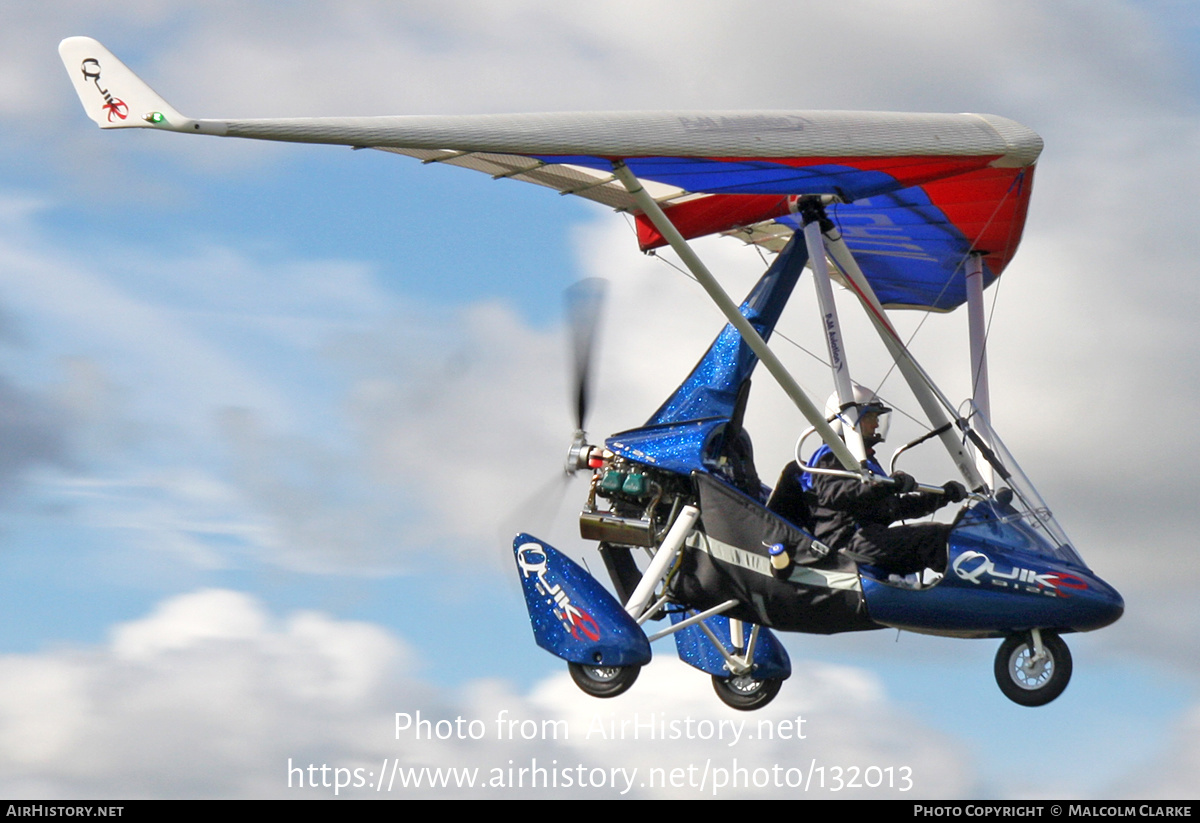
[[994, 631, 1072, 707], [711, 673, 783, 711], [568, 662, 640, 698]]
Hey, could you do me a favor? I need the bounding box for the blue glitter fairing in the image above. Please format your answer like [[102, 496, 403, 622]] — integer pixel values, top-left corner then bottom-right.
[[513, 533, 651, 667], [607, 419, 722, 475], [669, 611, 791, 680]]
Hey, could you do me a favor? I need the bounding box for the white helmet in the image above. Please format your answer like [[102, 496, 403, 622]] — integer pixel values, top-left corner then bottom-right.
[[824, 383, 891, 446]]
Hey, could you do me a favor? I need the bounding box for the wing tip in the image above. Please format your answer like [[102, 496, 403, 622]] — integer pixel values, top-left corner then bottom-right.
[[58, 36, 192, 131], [969, 113, 1044, 168]]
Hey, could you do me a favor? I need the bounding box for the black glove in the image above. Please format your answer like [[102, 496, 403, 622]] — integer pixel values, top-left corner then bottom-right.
[[942, 481, 967, 503], [891, 472, 917, 494]]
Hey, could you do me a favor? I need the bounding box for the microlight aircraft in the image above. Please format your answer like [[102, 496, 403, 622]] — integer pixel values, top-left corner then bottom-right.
[[60, 36, 1123, 710]]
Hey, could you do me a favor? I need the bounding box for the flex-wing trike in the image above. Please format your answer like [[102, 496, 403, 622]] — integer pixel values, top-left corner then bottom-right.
[[518, 205, 1123, 710], [59, 36, 1124, 711]]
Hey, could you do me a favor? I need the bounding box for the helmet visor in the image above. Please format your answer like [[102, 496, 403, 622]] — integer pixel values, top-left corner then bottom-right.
[[857, 402, 891, 444]]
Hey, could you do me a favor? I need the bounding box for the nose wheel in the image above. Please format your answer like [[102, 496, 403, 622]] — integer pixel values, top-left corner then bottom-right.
[[994, 630, 1072, 706]]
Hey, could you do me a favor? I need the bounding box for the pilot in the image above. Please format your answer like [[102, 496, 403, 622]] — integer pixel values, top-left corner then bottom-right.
[[772, 386, 966, 576]]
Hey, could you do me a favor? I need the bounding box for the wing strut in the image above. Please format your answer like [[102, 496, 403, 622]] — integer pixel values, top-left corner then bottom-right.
[[610, 162, 863, 475], [965, 252, 996, 486], [817, 215, 987, 490], [965, 252, 992, 422]]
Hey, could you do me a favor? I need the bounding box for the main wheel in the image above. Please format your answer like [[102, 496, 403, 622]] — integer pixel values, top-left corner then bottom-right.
[[994, 631, 1072, 707], [568, 662, 640, 698], [711, 673, 783, 711]]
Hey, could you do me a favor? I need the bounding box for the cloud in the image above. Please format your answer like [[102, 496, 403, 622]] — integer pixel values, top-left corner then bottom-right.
[[521, 658, 975, 798], [22, 1, 1194, 175], [0, 588, 974, 798], [0, 589, 404, 798]]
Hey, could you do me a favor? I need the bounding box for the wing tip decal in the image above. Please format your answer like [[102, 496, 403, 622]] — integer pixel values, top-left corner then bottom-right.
[[59, 37, 198, 132]]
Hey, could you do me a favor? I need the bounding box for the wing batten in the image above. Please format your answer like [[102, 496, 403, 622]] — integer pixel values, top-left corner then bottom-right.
[[419, 150, 472, 164], [376, 146, 651, 210], [558, 173, 618, 196]]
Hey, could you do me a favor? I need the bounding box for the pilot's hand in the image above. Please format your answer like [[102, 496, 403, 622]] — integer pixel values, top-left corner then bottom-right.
[[891, 472, 917, 494], [942, 481, 967, 503]]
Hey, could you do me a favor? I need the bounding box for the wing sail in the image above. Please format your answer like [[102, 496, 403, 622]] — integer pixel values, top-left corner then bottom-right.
[[713, 165, 1035, 311], [60, 36, 1042, 310]]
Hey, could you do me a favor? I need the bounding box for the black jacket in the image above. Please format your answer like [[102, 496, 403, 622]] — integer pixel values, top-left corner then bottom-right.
[[804, 447, 944, 550]]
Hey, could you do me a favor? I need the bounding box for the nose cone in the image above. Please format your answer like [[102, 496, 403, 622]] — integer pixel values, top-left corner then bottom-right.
[[1068, 571, 1123, 632]]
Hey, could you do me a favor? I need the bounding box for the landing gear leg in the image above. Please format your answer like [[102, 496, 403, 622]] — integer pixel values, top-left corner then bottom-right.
[[707, 619, 783, 711]]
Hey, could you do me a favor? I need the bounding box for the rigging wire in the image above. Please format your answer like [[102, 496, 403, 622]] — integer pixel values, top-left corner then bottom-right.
[[648, 243, 833, 369], [651, 241, 937, 435]]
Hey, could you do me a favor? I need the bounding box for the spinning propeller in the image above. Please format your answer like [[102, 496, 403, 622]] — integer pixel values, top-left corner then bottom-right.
[[564, 278, 608, 474], [501, 277, 609, 553]]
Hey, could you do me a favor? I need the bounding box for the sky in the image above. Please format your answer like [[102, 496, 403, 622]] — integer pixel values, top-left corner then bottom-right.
[[0, 0, 1197, 799]]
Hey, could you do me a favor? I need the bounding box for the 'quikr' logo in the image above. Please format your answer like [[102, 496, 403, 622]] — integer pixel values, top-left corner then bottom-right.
[[80, 58, 128, 122], [952, 550, 1088, 598], [517, 543, 601, 641]]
